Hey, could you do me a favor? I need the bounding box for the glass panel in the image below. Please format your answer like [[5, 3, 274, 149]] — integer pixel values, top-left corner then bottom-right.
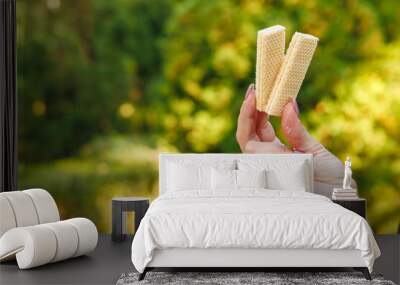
[[17, 0, 400, 234]]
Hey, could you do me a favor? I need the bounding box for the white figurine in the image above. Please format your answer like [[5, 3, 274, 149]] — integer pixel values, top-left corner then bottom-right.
[[332, 156, 358, 200], [343, 156, 352, 190]]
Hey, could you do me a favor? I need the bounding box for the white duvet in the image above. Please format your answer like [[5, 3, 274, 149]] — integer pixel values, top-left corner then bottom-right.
[[131, 190, 380, 273]]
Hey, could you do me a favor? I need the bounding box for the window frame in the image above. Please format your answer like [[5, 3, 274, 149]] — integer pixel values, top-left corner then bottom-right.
[[0, 0, 17, 192]]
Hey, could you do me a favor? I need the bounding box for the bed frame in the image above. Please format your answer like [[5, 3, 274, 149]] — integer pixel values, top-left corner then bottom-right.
[[139, 154, 371, 280]]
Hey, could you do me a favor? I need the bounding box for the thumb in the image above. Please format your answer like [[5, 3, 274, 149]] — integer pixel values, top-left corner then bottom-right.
[[281, 99, 318, 152]]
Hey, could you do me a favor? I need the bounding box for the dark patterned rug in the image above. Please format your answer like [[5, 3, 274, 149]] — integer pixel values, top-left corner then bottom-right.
[[116, 271, 396, 285]]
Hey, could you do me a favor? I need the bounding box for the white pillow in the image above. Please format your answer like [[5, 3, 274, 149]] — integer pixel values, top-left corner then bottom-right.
[[166, 159, 236, 192], [267, 166, 307, 191], [211, 169, 268, 190], [167, 162, 210, 191], [211, 168, 236, 190], [238, 159, 309, 191], [236, 169, 267, 189]]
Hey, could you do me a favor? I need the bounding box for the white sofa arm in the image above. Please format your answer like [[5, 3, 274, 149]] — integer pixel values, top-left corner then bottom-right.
[[0, 218, 98, 269], [0, 225, 57, 268]]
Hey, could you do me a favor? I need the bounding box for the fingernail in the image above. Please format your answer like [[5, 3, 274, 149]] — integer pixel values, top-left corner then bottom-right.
[[292, 98, 299, 115], [245, 84, 252, 99]]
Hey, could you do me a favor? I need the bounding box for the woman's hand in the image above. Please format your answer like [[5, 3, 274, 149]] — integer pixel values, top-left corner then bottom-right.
[[236, 84, 291, 154], [236, 83, 356, 193]]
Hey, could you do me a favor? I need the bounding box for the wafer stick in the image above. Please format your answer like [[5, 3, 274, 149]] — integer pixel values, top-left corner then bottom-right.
[[266, 32, 318, 116], [255, 25, 285, 112]]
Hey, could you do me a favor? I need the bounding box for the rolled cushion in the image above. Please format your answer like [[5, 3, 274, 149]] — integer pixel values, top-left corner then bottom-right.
[[0, 189, 60, 239], [0, 191, 39, 227], [0, 226, 57, 269], [65, 218, 98, 257], [0, 218, 98, 269], [42, 221, 79, 262], [23, 189, 60, 223], [0, 196, 17, 237]]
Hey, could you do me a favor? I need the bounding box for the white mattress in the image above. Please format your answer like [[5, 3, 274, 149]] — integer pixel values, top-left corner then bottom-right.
[[131, 190, 380, 273]]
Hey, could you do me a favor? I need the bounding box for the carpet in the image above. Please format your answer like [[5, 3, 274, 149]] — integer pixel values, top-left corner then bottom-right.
[[116, 271, 396, 285]]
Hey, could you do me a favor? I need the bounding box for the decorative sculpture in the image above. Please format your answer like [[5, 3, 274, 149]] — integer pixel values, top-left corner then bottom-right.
[[343, 156, 353, 190], [332, 156, 358, 200]]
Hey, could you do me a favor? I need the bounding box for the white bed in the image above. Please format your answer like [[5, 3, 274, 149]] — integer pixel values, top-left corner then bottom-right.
[[131, 154, 380, 280]]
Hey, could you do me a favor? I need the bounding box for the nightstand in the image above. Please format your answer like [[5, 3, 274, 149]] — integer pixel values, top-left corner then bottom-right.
[[332, 198, 366, 218], [112, 197, 149, 242]]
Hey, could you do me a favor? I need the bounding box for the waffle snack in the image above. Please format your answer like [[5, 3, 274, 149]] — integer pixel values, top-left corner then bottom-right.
[[256, 28, 318, 116], [255, 25, 286, 111]]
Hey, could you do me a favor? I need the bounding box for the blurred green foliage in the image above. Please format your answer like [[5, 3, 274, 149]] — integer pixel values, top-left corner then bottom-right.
[[17, 0, 399, 233]]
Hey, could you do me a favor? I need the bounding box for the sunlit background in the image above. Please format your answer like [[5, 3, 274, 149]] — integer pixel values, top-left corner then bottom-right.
[[17, 0, 400, 233]]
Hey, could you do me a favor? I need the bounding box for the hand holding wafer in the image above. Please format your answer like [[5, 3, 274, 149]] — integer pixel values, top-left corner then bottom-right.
[[237, 84, 299, 154], [237, 25, 355, 191], [236, 83, 355, 191]]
